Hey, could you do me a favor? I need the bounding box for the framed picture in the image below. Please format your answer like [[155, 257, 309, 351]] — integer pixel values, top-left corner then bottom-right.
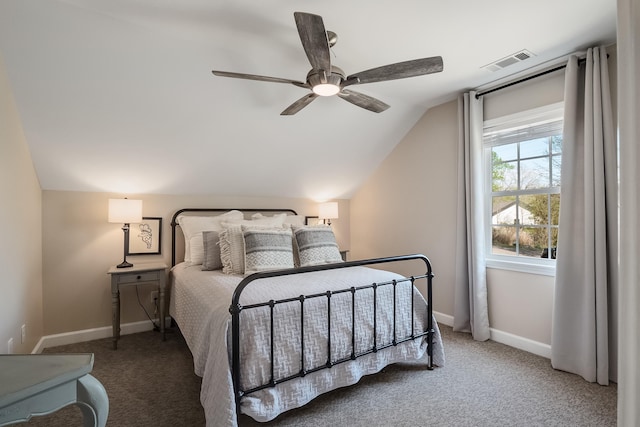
[[127, 217, 162, 255], [305, 216, 324, 226]]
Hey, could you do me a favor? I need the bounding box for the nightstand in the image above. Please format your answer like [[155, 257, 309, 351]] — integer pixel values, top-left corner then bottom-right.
[[107, 262, 168, 350]]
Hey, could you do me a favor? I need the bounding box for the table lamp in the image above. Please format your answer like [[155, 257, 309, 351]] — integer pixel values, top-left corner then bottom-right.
[[318, 202, 339, 226], [108, 198, 143, 268]]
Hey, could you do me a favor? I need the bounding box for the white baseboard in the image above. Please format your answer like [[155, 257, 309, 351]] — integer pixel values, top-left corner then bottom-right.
[[432, 310, 550, 359], [433, 311, 454, 327], [32, 317, 172, 354], [489, 328, 551, 359]]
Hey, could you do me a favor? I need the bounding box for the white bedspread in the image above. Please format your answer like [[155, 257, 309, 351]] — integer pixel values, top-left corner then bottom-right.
[[170, 262, 445, 427]]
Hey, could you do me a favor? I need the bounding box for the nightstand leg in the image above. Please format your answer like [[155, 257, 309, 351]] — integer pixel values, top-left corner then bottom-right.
[[159, 274, 166, 341], [111, 289, 120, 350]]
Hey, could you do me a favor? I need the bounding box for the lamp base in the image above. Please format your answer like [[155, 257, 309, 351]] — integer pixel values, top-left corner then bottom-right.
[[116, 261, 133, 268], [117, 224, 133, 268]]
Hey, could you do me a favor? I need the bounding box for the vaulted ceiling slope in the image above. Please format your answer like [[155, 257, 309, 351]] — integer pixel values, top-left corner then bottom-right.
[[0, 1, 616, 199]]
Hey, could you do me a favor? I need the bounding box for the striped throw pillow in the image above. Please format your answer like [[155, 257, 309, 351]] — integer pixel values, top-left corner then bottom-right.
[[293, 225, 343, 267], [242, 226, 294, 274]]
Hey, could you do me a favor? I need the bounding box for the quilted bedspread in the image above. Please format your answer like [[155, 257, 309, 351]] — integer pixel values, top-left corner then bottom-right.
[[170, 263, 445, 427]]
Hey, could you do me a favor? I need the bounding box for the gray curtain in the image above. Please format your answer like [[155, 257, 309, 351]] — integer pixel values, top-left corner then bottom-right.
[[551, 47, 616, 385], [454, 92, 490, 341], [617, 0, 640, 422]]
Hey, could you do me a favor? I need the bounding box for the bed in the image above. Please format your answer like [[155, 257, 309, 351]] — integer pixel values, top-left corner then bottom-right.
[[169, 208, 445, 426]]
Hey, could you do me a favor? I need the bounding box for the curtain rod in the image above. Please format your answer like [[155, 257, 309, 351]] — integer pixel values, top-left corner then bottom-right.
[[474, 55, 603, 99], [475, 64, 567, 99]]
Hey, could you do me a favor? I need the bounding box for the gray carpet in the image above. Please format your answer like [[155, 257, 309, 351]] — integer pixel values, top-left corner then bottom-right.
[[19, 325, 616, 426]]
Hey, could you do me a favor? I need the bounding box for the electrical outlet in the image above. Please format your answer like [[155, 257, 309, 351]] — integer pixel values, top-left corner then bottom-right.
[[150, 291, 159, 304], [21, 324, 26, 344], [7, 337, 14, 354]]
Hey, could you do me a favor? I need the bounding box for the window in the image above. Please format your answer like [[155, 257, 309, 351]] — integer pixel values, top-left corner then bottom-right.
[[483, 104, 563, 275]]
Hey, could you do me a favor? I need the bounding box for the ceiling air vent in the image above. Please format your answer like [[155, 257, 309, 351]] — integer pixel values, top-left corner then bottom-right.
[[483, 50, 535, 72]]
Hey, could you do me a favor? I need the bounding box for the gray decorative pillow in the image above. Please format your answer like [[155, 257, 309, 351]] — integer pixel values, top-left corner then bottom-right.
[[201, 230, 222, 271], [243, 226, 294, 274], [293, 225, 343, 267], [219, 216, 288, 275]]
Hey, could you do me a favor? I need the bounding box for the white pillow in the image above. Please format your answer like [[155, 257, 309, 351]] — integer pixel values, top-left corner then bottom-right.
[[251, 213, 304, 226], [219, 215, 288, 274], [177, 210, 243, 265], [283, 215, 305, 226]]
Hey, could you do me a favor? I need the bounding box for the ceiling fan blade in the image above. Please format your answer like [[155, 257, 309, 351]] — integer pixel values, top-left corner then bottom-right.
[[281, 93, 319, 115], [344, 56, 443, 86], [337, 89, 390, 113], [293, 12, 331, 73], [212, 70, 308, 88]]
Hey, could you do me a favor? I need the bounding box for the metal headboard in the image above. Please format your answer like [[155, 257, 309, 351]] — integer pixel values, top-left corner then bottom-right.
[[170, 208, 298, 266]]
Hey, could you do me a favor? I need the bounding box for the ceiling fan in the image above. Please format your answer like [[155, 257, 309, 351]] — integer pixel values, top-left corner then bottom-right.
[[212, 12, 443, 115]]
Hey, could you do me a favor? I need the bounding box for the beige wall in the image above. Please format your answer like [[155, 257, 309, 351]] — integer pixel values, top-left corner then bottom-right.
[[41, 191, 350, 335], [486, 268, 553, 344], [351, 100, 459, 315], [0, 56, 43, 354], [351, 51, 618, 348]]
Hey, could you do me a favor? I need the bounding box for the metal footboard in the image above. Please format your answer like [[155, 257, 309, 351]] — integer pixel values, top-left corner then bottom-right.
[[228, 254, 434, 414]]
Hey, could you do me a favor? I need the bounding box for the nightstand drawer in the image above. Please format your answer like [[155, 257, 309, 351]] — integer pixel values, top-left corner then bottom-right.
[[115, 271, 161, 285]]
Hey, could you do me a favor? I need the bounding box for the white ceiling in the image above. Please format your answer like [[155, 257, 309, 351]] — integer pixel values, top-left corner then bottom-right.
[[0, 0, 616, 200]]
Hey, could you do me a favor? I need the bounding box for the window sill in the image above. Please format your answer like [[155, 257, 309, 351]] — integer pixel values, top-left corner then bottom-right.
[[486, 258, 556, 277]]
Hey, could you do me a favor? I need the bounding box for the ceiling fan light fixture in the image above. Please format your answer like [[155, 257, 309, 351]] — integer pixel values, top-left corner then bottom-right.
[[307, 66, 344, 96], [312, 83, 340, 96]]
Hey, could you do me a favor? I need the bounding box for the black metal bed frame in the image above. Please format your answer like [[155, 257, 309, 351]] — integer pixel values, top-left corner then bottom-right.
[[170, 208, 434, 416]]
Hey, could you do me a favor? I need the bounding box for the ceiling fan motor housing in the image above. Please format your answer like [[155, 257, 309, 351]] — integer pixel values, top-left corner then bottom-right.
[[307, 66, 345, 95]]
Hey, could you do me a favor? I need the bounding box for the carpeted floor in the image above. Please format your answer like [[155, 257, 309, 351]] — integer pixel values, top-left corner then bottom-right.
[[18, 325, 616, 426]]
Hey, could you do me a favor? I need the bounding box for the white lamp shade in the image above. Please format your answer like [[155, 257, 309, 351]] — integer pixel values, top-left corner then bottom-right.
[[108, 199, 143, 224], [318, 202, 339, 220]]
